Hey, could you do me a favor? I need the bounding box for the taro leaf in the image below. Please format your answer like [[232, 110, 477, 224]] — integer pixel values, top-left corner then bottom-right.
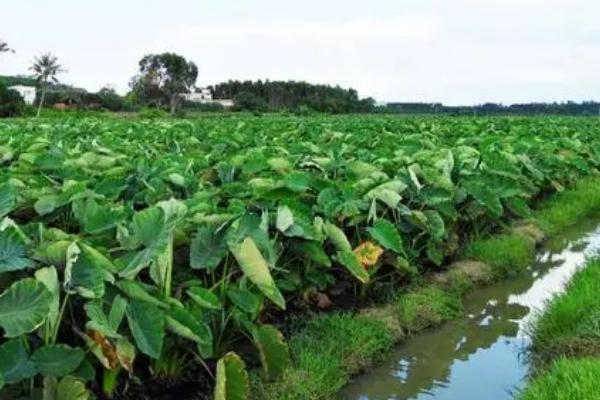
[[505, 197, 532, 218], [71, 360, 95, 382], [73, 198, 122, 235], [365, 180, 407, 209], [0, 339, 38, 384], [187, 287, 223, 310], [157, 198, 188, 226], [228, 237, 286, 310], [0, 183, 16, 218], [214, 352, 250, 400], [426, 241, 444, 266], [116, 338, 136, 373], [335, 250, 370, 283], [0, 278, 52, 337], [35, 266, 61, 336], [276, 209, 318, 240], [31, 345, 85, 377], [56, 376, 90, 400], [85, 301, 121, 339], [424, 210, 446, 241], [284, 172, 311, 192], [79, 243, 117, 274], [324, 222, 352, 252], [34, 240, 71, 268], [462, 179, 503, 217], [367, 219, 403, 254], [108, 295, 128, 332], [165, 305, 212, 346], [353, 242, 384, 268], [116, 280, 167, 308], [252, 325, 290, 380], [267, 157, 291, 172], [81, 330, 118, 369], [126, 299, 165, 359], [292, 241, 331, 267], [131, 206, 166, 248], [190, 225, 228, 270], [116, 248, 154, 279], [227, 287, 261, 314], [64, 242, 112, 299], [168, 173, 186, 187], [34, 194, 60, 216], [43, 376, 60, 400], [0, 226, 33, 273], [276, 206, 294, 233]]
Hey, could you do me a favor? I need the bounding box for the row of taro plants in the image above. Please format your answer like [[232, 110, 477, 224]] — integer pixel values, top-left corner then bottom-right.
[[0, 116, 599, 398]]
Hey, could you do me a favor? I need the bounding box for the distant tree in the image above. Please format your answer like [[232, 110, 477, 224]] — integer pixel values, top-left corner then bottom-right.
[[96, 87, 125, 111], [0, 39, 15, 66], [30, 52, 64, 117], [0, 80, 25, 117], [209, 80, 375, 114], [129, 53, 198, 114], [233, 91, 268, 112], [0, 40, 14, 54]]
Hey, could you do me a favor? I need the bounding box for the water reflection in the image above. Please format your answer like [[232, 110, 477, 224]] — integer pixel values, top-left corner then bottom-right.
[[340, 218, 600, 400]]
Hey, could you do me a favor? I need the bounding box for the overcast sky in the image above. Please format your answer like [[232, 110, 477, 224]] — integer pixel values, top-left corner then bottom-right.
[[2, 0, 599, 105]]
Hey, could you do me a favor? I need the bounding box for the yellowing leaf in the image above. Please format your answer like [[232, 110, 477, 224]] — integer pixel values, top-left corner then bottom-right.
[[353, 241, 383, 268]]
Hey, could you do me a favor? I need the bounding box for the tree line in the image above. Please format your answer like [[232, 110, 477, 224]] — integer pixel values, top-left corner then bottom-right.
[[208, 80, 376, 113], [386, 102, 600, 116], [1, 45, 376, 116], [2, 41, 600, 118]]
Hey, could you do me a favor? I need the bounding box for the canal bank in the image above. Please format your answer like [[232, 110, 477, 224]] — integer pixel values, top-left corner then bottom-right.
[[339, 214, 600, 399], [252, 178, 600, 400]]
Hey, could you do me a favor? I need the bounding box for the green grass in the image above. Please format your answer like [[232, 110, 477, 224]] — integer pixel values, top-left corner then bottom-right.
[[466, 233, 535, 278], [395, 285, 463, 333], [518, 358, 600, 400], [519, 258, 600, 399], [535, 176, 600, 235], [252, 313, 396, 400], [529, 257, 600, 365], [467, 176, 600, 279]]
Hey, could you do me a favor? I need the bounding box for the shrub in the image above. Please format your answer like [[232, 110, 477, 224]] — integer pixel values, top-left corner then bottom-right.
[[0, 81, 25, 117]]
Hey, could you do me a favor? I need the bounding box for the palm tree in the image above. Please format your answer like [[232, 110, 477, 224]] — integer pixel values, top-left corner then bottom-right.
[[30, 52, 64, 117], [0, 40, 15, 64]]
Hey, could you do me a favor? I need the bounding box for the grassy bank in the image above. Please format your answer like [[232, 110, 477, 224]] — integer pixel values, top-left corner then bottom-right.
[[468, 176, 600, 278], [518, 257, 600, 399], [253, 177, 600, 400]]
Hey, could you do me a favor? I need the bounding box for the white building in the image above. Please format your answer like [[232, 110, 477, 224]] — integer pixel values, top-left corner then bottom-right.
[[182, 87, 234, 108], [9, 85, 36, 105]]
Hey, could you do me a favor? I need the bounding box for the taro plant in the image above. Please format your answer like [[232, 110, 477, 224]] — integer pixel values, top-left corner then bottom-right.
[[1, 115, 600, 398]]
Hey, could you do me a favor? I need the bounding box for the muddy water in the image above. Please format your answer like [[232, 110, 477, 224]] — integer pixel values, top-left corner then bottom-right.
[[339, 217, 600, 400]]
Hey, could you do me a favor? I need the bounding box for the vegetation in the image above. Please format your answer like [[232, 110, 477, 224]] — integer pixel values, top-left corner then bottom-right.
[[129, 53, 198, 115], [467, 233, 535, 277], [534, 177, 600, 235], [260, 173, 600, 400], [0, 39, 14, 64], [30, 53, 64, 117], [210, 80, 375, 113], [1, 115, 600, 398], [387, 101, 600, 116], [518, 257, 600, 400], [528, 257, 600, 365], [519, 358, 600, 400], [252, 313, 396, 400], [0, 81, 25, 118]]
